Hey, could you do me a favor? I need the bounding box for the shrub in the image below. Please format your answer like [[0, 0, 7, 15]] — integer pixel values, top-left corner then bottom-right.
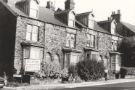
[[77, 60, 105, 81], [60, 68, 69, 79]]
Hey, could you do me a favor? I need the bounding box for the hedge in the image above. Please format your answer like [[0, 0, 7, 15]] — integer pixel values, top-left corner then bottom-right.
[[76, 60, 105, 81], [120, 67, 135, 75]]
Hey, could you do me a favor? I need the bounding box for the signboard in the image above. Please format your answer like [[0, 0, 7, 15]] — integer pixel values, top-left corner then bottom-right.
[[25, 59, 41, 72], [70, 53, 79, 65]]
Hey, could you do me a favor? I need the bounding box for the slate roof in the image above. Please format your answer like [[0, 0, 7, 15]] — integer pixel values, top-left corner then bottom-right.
[[93, 21, 110, 34], [38, 7, 67, 27], [0, 1, 67, 27], [122, 22, 135, 33], [0, 1, 27, 16], [76, 11, 92, 16], [0, 0, 121, 35], [98, 19, 135, 36]]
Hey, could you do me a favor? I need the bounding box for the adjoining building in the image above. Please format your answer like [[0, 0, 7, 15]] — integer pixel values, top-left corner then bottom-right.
[[0, 0, 135, 78]]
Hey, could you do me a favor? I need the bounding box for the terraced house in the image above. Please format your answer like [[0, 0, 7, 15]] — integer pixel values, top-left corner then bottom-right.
[[0, 0, 135, 77]]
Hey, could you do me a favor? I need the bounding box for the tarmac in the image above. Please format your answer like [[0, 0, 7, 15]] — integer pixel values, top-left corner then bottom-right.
[[4, 78, 135, 90]]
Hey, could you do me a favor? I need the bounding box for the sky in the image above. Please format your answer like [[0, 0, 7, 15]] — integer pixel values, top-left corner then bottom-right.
[[39, 0, 135, 25]]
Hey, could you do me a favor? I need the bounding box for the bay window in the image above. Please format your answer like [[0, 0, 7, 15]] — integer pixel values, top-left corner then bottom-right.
[[23, 46, 43, 72], [23, 47, 43, 60]]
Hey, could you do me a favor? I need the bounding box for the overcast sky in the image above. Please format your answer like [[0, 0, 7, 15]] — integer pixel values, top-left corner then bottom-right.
[[39, 0, 135, 25]]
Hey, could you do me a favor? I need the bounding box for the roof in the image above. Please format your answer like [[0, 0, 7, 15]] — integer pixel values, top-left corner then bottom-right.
[[38, 7, 67, 27], [76, 11, 92, 16], [75, 20, 87, 28], [0, 1, 123, 35], [122, 22, 135, 33], [0, 1, 67, 27], [55, 9, 70, 15], [93, 21, 110, 34], [0, 1, 27, 16]]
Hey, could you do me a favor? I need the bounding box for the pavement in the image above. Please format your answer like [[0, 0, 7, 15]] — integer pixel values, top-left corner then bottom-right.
[[3, 78, 135, 90]]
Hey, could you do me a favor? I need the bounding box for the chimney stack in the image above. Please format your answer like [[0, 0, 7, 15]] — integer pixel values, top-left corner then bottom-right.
[[46, 1, 55, 11], [111, 10, 121, 22], [65, 0, 75, 10]]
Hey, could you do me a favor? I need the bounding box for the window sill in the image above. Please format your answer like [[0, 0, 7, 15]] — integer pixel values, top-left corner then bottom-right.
[[21, 42, 44, 48], [110, 51, 123, 55], [62, 47, 82, 53], [84, 47, 99, 52]]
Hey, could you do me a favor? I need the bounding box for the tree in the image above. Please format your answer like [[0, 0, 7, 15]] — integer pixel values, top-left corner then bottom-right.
[[119, 36, 135, 67]]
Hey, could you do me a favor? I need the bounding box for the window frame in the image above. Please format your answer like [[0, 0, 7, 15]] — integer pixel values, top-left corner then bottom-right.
[[23, 47, 43, 60], [112, 40, 118, 51], [66, 32, 76, 48], [26, 24, 39, 42], [86, 33, 95, 48]]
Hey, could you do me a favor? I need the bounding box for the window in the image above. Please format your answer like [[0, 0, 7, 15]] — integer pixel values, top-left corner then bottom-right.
[[23, 47, 43, 60], [26, 24, 39, 42], [66, 33, 76, 48], [112, 40, 118, 51], [86, 34, 95, 48]]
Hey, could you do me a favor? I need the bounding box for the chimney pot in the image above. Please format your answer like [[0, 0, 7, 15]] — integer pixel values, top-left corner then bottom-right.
[[46, 1, 55, 11]]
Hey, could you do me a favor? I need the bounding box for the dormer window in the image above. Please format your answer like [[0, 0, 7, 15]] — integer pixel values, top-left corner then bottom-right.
[[29, 0, 39, 18], [69, 19, 75, 27], [88, 14, 94, 29], [68, 11, 75, 27]]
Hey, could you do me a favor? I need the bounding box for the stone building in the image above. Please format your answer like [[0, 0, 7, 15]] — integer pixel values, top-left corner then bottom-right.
[[0, 0, 135, 77]]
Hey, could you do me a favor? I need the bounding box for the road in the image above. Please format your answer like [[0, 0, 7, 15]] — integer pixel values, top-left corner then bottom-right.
[[51, 81, 135, 90], [2, 81, 135, 90]]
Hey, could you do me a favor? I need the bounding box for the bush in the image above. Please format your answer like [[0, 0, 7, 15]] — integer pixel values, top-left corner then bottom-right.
[[60, 68, 69, 79], [77, 60, 105, 81]]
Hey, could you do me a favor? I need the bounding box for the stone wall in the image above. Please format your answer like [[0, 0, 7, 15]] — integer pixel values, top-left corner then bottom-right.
[[14, 16, 122, 74], [14, 16, 44, 74], [44, 24, 67, 67]]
